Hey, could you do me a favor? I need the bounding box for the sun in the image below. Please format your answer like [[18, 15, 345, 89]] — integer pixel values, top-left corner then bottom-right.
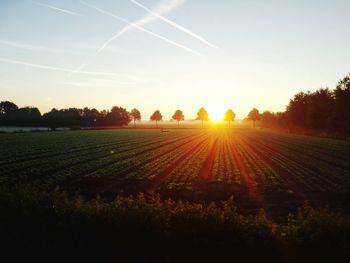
[[207, 104, 226, 122]]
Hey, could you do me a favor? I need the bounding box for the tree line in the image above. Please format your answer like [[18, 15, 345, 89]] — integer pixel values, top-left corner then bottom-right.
[[0, 102, 236, 129], [0, 103, 132, 130], [256, 73, 350, 135], [1, 73, 349, 133]]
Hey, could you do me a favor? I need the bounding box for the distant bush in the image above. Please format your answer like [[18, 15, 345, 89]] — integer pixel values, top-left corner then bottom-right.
[[0, 186, 349, 262]]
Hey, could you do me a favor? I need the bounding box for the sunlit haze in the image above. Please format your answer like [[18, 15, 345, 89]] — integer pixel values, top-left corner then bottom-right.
[[1, 0, 350, 119], [206, 103, 228, 121]]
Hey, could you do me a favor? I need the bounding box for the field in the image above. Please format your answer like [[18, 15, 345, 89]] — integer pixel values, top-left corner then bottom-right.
[[1, 127, 350, 217]]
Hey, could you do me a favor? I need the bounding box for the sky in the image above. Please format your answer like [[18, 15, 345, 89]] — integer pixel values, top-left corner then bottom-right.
[[0, 0, 350, 120]]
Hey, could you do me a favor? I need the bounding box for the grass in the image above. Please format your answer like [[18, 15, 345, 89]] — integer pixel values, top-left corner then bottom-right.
[[1, 128, 350, 261]]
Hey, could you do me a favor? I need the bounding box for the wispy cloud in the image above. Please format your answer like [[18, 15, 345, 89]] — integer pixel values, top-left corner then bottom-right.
[[80, 0, 201, 56], [33, 1, 81, 16], [62, 78, 135, 88], [130, 0, 217, 49], [0, 57, 133, 77], [0, 39, 86, 56]]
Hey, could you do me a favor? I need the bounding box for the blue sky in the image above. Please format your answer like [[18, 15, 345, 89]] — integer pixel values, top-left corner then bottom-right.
[[1, 0, 350, 119]]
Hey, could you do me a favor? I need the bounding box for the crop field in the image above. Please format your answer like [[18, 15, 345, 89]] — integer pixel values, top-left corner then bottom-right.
[[1, 128, 350, 216]]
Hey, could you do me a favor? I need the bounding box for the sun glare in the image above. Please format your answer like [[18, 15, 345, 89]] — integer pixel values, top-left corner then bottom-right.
[[207, 104, 226, 122]]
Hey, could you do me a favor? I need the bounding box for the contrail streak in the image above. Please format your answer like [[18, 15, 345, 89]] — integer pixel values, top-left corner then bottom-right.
[[34, 1, 81, 16], [97, 26, 129, 54], [130, 0, 217, 49], [119, 0, 186, 31], [0, 57, 129, 77], [80, 0, 202, 56], [94, 0, 186, 53], [0, 39, 85, 56]]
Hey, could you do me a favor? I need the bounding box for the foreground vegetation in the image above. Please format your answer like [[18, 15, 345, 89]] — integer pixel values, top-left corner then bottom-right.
[[0, 185, 349, 262]]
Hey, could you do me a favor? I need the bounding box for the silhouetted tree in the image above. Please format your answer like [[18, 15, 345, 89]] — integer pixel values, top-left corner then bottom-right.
[[248, 108, 260, 127], [106, 106, 131, 126], [286, 89, 334, 131], [307, 89, 333, 129], [196, 107, 208, 128], [130, 108, 141, 128], [43, 108, 81, 129], [172, 110, 184, 128], [0, 102, 41, 126], [14, 107, 41, 126], [224, 109, 235, 128], [150, 110, 162, 128], [286, 91, 312, 128], [334, 74, 350, 133], [42, 108, 58, 130], [42, 106, 130, 129], [82, 107, 100, 126], [261, 111, 274, 127], [0, 101, 18, 115], [260, 111, 288, 128]]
